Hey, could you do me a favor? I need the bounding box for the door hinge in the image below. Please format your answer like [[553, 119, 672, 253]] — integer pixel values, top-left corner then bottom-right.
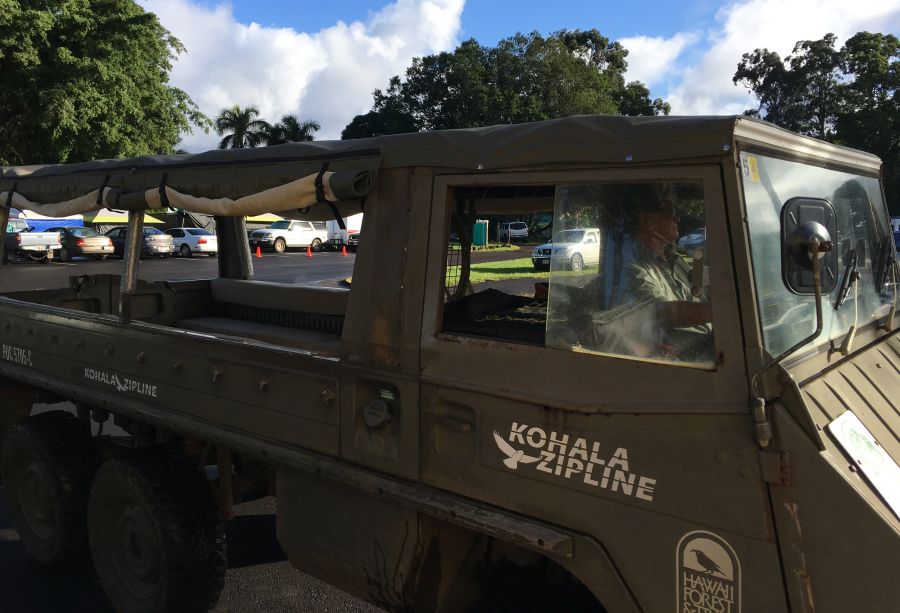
[[758, 450, 792, 485]]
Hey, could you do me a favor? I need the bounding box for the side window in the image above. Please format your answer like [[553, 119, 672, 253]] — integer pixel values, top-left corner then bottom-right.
[[440, 181, 715, 366]]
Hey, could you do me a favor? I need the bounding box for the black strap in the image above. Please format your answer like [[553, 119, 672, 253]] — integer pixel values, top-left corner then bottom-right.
[[4, 182, 15, 210], [315, 163, 345, 230], [97, 175, 110, 205], [158, 173, 169, 208]]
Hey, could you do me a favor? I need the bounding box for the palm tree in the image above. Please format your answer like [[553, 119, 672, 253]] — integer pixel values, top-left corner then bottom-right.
[[266, 114, 321, 145], [214, 105, 271, 149]]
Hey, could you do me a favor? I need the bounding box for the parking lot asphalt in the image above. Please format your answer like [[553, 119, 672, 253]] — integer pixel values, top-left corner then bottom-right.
[[0, 248, 358, 293]]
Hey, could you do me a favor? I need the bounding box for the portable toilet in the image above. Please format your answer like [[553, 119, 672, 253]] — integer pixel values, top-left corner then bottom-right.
[[473, 219, 489, 247]]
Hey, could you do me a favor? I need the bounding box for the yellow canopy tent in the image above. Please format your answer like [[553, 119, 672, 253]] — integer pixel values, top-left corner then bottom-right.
[[245, 213, 283, 223], [82, 209, 164, 224]]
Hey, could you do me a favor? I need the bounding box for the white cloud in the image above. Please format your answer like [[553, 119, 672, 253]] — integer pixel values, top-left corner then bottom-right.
[[664, 0, 900, 115], [139, 0, 464, 150], [619, 32, 699, 88]]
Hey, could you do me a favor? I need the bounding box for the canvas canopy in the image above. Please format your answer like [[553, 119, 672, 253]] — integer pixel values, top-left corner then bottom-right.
[[0, 115, 881, 221]]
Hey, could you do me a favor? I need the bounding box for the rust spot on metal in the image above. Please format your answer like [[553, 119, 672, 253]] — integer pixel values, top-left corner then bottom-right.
[[258, 378, 270, 392], [136, 352, 147, 364]]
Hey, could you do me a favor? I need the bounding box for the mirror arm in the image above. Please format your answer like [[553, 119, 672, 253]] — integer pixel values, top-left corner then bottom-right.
[[750, 237, 830, 448]]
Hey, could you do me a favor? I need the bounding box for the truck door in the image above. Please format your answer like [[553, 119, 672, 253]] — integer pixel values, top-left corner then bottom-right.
[[417, 168, 789, 613]]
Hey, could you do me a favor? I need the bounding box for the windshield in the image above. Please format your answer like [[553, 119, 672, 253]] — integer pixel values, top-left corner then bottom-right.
[[553, 230, 584, 243], [70, 228, 99, 237], [269, 221, 291, 229], [741, 152, 895, 356]]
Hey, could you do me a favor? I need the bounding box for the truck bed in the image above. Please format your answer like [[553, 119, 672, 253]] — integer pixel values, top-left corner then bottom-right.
[[0, 275, 347, 456]]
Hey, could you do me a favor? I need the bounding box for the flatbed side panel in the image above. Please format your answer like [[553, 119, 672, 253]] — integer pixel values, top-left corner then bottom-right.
[[0, 305, 341, 454]]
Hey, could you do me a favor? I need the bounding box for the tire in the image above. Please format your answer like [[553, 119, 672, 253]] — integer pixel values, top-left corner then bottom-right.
[[88, 446, 226, 613], [180, 244, 192, 258], [310, 238, 322, 252], [570, 253, 584, 272], [273, 238, 286, 254], [60, 247, 71, 262], [208, 252, 217, 257], [0, 411, 99, 565], [96, 255, 108, 261]]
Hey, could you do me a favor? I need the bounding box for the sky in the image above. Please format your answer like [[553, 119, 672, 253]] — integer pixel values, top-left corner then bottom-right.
[[138, 0, 900, 151]]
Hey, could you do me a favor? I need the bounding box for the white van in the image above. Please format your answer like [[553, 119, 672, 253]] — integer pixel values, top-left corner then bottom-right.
[[497, 221, 529, 242]]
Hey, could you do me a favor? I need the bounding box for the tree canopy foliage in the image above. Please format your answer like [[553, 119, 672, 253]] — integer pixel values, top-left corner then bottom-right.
[[0, 0, 209, 166], [734, 32, 900, 213], [214, 107, 320, 148], [265, 115, 320, 145], [214, 105, 270, 149], [342, 30, 669, 139]]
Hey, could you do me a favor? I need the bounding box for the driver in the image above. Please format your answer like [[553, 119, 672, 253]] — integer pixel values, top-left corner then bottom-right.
[[613, 196, 713, 359]]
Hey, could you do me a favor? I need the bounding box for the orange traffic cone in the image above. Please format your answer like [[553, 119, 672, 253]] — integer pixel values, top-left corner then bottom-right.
[[341, 245, 348, 256], [255, 245, 262, 258], [306, 245, 313, 258]]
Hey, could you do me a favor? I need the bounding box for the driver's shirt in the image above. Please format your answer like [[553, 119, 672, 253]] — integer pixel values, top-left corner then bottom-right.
[[621, 242, 712, 359]]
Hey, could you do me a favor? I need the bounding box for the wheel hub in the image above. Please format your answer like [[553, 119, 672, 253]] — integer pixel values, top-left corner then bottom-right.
[[18, 459, 53, 539], [112, 503, 160, 597]]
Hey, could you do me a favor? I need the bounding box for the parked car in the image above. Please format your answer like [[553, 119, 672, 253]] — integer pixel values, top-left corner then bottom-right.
[[531, 228, 601, 271], [498, 221, 529, 242], [47, 226, 115, 261], [678, 227, 706, 253], [3, 218, 61, 263], [347, 232, 360, 253], [248, 220, 328, 253], [166, 227, 218, 257], [105, 226, 174, 258]]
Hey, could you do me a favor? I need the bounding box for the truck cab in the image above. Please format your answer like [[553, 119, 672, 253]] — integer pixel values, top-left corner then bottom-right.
[[0, 116, 897, 613]]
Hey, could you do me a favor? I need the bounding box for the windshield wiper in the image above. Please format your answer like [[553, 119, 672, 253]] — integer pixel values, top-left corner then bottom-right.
[[835, 249, 859, 310]]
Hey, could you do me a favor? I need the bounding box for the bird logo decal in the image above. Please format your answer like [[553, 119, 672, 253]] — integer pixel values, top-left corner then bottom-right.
[[691, 549, 725, 576], [493, 431, 541, 470]]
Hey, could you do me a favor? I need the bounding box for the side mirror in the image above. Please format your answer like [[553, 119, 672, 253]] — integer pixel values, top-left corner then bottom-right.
[[781, 197, 837, 295]]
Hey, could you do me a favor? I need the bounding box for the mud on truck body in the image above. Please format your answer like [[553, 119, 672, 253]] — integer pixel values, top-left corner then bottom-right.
[[0, 116, 897, 612]]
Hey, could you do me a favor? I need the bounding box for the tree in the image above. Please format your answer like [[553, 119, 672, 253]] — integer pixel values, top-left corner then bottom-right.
[[734, 33, 842, 139], [214, 105, 270, 149], [266, 114, 320, 145], [342, 30, 668, 139], [734, 32, 900, 213], [0, 0, 208, 166]]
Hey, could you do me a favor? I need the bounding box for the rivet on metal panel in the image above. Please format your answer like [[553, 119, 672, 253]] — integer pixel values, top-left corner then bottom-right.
[[211, 367, 223, 383], [321, 389, 335, 407], [172, 360, 183, 372], [136, 352, 146, 364], [258, 378, 269, 392]]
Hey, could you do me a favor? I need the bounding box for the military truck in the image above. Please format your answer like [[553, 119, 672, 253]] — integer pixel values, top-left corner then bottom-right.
[[0, 116, 897, 613]]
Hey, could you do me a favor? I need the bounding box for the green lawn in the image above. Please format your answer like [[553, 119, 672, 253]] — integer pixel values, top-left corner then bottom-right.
[[448, 257, 597, 283]]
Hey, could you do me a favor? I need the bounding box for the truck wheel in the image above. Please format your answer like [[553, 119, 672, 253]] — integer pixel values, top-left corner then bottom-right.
[[0, 411, 98, 565], [88, 446, 226, 613], [570, 253, 584, 272], [273, 238, 286, 253], [310, 238, 322, 252], [60, 247, 71, 262]]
